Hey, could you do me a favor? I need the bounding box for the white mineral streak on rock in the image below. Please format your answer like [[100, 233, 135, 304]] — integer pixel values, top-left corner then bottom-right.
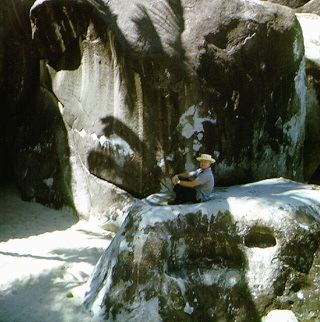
[[117, 297, 162, 322], [30, 0, 50, 11], [202, 270, 225, 286], [133, 234, 147, 264], [179, 105, 200, 139], [58, 101, 64, 114], [69, 152, 91, 219], [33, 143, 41, 152], [175, 238, 187, 258], [134, 73, 144, 142], [178, 105, 215, 144], [245, 247, 277, 298], [279, 57, 306, 163], [106, 134, 134, 156], [262, 309, 298, 322], [62, 7, 77, 38], [52, 22, 66, 51], [138, 206, 180, 230], [157, 158, 165, 168], [79, 129, 87, 138], [184, 302, 194, 314], [174, 277, 186, 296], [99, 135, 108, 146], [43, 178, 54, 187], [119, 238, 132, 253], [225, 270, 241, 288], [296, 13, 320, 67]]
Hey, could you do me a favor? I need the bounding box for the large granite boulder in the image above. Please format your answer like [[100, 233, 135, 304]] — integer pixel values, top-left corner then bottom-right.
[[83, 178, 320, 320], [5, 0, 320, 230], [13, 0, 305, 227]]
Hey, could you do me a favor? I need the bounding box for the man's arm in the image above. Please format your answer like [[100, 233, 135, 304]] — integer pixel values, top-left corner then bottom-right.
[[172, 170, 201, 187], [177, 179, 201, 187], [171, 171, 195, 185]]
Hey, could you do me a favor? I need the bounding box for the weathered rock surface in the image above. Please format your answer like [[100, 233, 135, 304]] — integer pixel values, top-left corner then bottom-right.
[[20, 0, 306, 224], [296, 13, 320, 183], [1, 0, 320, 229], [83, 178, 320, 321]]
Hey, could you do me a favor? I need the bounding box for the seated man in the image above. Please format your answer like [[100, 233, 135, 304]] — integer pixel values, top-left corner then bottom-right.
[[169, 154, 215, 205]]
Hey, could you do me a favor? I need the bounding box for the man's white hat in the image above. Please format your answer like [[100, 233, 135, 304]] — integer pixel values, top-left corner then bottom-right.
[[196, 154, 216, 163]]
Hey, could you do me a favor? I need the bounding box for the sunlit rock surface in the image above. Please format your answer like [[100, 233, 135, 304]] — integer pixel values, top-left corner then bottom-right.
[[83, 178, 320, 320], [296, 13, 320, 183], [296, 13, 320, 66]]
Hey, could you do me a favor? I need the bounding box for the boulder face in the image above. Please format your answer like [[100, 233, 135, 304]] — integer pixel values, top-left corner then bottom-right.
[[19, 0, 306, 224], [83, 178, 320, 321], [2, 0, 319, 228]]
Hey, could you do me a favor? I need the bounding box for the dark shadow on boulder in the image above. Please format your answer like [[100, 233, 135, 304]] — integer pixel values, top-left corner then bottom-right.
[[84, 199, 261, 320], [88, 116, 164, 198]]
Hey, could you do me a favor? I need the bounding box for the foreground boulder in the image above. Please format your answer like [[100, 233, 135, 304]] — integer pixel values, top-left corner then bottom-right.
[[83, 178, 320, 320]]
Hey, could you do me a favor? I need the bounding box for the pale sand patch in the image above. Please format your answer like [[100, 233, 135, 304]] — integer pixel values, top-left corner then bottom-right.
[[0, 185, 114, 321]]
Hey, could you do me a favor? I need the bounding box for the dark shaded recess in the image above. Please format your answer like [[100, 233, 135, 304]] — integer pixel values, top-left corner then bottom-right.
[[0, 1, 40, 187], [102, 211, 260, 321], [48, 36, 83, 71], [0, 1, 74, 208], [197, 17, 302, 184], [11, 88, 72, 209], [279, 236, 319, 274], [159, 281, 260, 321], [88, 152, 146, 199], [167, 212, 247, 273], [305, 62, 320, 184], [163, 213, 259, 321], [245, 230, 277, 248], [133, 4, 165, 54], [30, 1, 93, 62], [309, 165, 320, 185]]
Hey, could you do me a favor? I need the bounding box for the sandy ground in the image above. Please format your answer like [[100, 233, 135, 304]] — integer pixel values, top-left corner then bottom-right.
[[0, 184, 114, 322]]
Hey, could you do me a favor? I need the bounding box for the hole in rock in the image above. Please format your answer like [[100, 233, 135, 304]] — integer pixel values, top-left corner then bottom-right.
[[245, 230, 276, 248]]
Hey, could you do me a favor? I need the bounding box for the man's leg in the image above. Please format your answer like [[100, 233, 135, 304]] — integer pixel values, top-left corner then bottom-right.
[[170, 183, 198, 204]]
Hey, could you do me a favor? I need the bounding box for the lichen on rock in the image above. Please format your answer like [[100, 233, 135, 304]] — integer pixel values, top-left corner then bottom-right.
[[83, 178, 320, 320]]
